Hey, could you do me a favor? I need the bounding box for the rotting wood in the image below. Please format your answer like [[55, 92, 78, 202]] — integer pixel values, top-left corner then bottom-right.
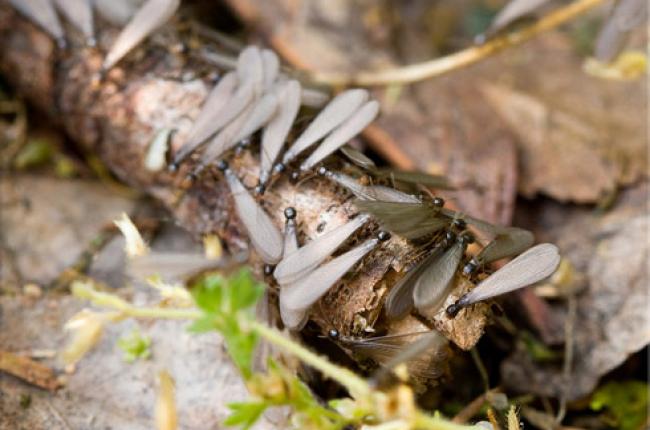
[[0, 3, 487, 353]]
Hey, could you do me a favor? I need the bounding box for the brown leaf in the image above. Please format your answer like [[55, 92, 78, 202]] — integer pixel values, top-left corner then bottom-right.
[[0, 350, 60, 391]]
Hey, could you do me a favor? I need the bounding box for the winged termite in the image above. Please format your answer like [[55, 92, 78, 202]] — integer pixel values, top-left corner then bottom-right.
[[281, 89, 369, 165], [282, 206, 299, 257], [102, 0, 181, 70], [300, 101, 379, 172], [318, 167, 420, 204], [413, 233, 474, 313], [354, 197, 449, 239], [230, 90, 280, 146], [261, 49, 280, 90], [279, 231, 390, 330], [462, 227, 535, 276], [384, 234, 456, 320], [447, 243, 561, 317], [54, 0, 94, 45], [273, 214, 370, 286], [9, 0, 66, 47], [258, 80, 301, 188], [217, 160, 283, 264], [171, 72, 238, 168], [328, 329, 447, 381]]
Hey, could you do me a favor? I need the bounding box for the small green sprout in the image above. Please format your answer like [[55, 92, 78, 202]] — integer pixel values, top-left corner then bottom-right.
[[117, 329, 152, 363]]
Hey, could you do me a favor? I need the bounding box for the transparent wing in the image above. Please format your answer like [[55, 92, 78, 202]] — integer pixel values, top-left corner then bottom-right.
[[370, 168, 453, 190], [355, 200, 446, 238], [260, 80, 301, 185], [174, 72, 239, 164], [476, 227, 534, 265], [281, 238, 377, 311], [54, 0, 94, 43], [273, 214, 369, 286], [225, 169, 283, 264], [460, 243, 560, 306], [10, 0, 65, 43], [282, 89, 369, 164], [340, 145, 377, 169], [413, 241, 464, 312], [301, 100, 379, 171], [103, 0, 180, 69]]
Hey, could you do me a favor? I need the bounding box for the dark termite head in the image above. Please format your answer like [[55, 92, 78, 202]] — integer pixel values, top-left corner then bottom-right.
[[459, 232, 475, 246], [446, 302, 463, 318], [235, 138, 251, 155], [263, 264, 274, 276], [56, 37, 67, 50], [284, 206, 297, 220], [377, 230, 391, 242], [444, 231, 457, 245], [328, 328, 340, 340], [273, 162, 286, 174], [462, 258, 479, 276], [254, 184, 266, 195], [432, 197, 445, 208], [216, 159, 229, 172], [168, 161, 179, 172], [317, 166, 328, 176], [452, 218, 467, 231], [289, 170, 301, 183]]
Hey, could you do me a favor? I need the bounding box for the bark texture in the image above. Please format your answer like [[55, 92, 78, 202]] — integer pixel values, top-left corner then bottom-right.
[[0, 2, 486, 350]]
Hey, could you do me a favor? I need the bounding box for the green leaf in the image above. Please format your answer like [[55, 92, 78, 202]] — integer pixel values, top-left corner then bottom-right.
[[590, 381, 648, 430], [117, 330, 151, 363], [224, 401, 268, 429]]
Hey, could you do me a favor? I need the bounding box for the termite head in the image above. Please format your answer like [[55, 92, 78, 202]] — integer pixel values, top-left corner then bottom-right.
[[273, 162, 286, 174], [254, 184, 266, 195], [317, 166, 328, 176], [432, 197, 445, 208], [446, 302, 462, 318], [284, 207, 297, 220], [377, 230, 391, 242], [452, 218, 467, 231], [462, 258, 479, 277], [328, 328, 340, 340], [289, 170, 301, 183], [263, 264, 274, 276], [444, 231, 457, 246], [459, 232, 475, 246], [216, 159, 229, 172]]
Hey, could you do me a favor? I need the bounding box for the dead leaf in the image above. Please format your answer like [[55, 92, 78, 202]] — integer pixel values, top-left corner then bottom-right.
[[0, 350, 60, 391]]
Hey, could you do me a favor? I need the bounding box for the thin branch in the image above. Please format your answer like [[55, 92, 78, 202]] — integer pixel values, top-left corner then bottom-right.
[[309, 0, 608, 86]]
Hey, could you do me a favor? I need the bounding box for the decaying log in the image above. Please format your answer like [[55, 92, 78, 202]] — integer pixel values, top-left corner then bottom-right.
[[0, 2, 487, 353]]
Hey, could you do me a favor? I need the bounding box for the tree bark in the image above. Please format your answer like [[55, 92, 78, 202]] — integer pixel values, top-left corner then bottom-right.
[[0, 2, 486, 350]]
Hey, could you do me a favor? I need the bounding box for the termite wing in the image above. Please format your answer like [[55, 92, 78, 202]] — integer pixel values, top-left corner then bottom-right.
[[595, 0, 646, 62], [217, 160, 283, 264], [329, 329, 447, 382], [127, 251, 245, 282], [463, 226, 534, 275], [103, 0, 181, 70], [447, 243, 561, 317], [258, 80, 301, 188], [54, 0, 94, 45], [318, 168, 420, 204], [412, 233, 474, 313], [172, 46, 263, 167], [279, 231, 390, 330], [93, 0, 144, 27], [299, 100, 379, 171], [367, 167, 454, 191], [281, 207, 299, 257], [354, 197, 449, 239], [9, 0, 66, 47], [339, 145, 376, 170], [273, 214, 370, 286], [281, 89, 369, 166], [384, 237, 452, 320]]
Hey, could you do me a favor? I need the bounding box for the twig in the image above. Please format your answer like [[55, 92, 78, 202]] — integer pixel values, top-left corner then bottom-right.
[[309, 0, 608, 86], [556, 294, 577, 424]]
